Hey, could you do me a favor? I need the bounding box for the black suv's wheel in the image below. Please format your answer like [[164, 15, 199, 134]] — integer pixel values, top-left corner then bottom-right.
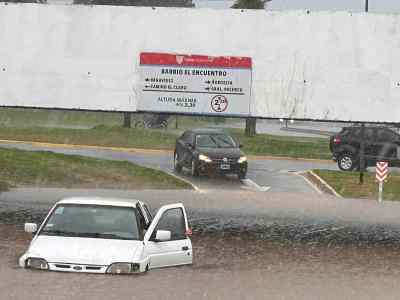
[[338, 153, 356, 171], [174, 152, 182, 173], [191, 159, 199, 177]]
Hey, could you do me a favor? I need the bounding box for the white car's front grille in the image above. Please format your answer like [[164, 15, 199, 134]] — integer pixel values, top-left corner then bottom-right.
[[49, 262, 107, 273]]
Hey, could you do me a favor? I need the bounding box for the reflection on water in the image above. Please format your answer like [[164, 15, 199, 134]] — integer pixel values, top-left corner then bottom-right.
[[1, 208, 400, 247]]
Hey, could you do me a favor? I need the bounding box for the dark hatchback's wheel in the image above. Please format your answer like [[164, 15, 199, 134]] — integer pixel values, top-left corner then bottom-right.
[[191, 159, 199, 177], [238, 171, 247, 180], [338, 153, 356, 171], [174, 152, 182, 173]]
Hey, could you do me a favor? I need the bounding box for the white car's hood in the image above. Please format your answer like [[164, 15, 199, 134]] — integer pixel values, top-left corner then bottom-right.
[[26, 235, 143, 266]]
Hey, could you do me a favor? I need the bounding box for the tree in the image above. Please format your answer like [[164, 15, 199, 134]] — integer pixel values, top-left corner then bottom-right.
[[0, 0, 46, 3], [123, 112, 131, 128], [74, 0, 194, 7], [232, 0, 271, 136], [231, 0, 270, 9]]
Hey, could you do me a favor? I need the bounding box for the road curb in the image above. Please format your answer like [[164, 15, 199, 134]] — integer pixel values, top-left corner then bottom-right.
[[166, 172, 200, 192], [306, 170, 343, 198], [248, 155, 332, 164], [0, 139, 333, 163], [294, 172, 323, 195]]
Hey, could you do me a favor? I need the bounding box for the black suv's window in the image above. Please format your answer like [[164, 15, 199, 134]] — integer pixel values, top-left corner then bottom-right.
[[340, 128, 351, 136], [181, 132, 194, 144], [344, 127, 374, 141], [365, 128, 375, 140], [350, 128, 361, 139], [195, 134, 237, 148], [377, 129, 398, 142]]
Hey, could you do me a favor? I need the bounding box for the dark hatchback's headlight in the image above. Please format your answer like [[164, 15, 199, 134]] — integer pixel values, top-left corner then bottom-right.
[[106, 263, 140, 274], [26, 258, 49, 270], [238, 156, 247, 163]]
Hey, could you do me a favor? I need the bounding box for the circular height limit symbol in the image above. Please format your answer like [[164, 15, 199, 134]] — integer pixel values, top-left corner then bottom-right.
[[211, 95, 228, 113]]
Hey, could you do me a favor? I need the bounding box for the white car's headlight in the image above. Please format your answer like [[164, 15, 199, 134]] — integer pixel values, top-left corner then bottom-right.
[[26, 258, 49, 270], [238, 156, 247, 163], [199, 154, 212, 163], [106, 263, 140, 274]]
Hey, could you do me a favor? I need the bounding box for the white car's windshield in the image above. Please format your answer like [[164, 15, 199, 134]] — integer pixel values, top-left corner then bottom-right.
[[40, 204, 140, 240], [196, 134, 237, 148]]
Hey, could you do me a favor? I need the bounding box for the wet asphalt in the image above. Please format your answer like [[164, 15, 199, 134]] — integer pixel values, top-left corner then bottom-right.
[[0, 141, 335, 193]]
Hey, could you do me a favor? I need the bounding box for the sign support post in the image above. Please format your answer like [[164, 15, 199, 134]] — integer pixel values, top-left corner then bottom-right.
[[378, 181, 383, 203]]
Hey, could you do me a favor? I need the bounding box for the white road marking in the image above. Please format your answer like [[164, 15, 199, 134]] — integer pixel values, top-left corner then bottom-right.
[[167, 171, 202, 193], [241, 179, 271, 192]]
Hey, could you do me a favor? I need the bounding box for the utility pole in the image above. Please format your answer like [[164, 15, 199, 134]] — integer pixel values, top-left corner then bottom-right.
[[360, 1, 368, 183], [359, 123, 366, 184]]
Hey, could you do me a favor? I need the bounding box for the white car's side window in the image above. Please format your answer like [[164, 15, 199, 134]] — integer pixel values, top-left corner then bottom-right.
[[152, 208, 187, 241]]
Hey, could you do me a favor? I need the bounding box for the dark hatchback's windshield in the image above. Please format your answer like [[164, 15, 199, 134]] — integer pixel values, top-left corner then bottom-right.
[[40, 204, 140, 240], [195, 134, 237, 148]]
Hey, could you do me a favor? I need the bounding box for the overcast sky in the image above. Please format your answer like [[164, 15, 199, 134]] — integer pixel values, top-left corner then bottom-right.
[[268, 0, 400, 13]]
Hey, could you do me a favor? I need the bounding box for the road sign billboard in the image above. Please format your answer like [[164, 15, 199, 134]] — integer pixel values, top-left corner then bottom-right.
[[138, 53, 252, 116]]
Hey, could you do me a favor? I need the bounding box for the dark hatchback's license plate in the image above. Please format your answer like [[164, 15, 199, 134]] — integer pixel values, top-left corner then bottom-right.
[[220, 164, 230, 170]]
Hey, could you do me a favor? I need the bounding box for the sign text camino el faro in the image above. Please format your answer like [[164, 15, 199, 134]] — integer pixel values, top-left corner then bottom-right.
[[138, 53, 252, 116]]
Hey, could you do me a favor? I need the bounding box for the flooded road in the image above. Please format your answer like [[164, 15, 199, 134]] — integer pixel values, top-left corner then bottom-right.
[[2, 189, 400, 299]]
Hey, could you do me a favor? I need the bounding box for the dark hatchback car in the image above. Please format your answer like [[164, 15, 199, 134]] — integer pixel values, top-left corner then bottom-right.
[[174, 129, 248, 179], [330, 126, 400, 171]]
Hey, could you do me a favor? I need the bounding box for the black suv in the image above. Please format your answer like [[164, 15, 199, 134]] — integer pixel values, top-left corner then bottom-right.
[[174, 129, 248, 179], [330, 126, 400, 171]]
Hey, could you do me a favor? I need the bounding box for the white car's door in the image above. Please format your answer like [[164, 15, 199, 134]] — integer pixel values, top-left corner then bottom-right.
[[143, 203, 192, 269]]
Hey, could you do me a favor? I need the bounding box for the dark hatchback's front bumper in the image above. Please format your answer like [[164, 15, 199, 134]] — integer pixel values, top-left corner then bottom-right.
[[197, 159, 247, 176]]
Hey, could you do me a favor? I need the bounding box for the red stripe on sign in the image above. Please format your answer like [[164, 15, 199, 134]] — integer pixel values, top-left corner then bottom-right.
[[377, 166, 388, 171], [140, 52, 252, 69], [376, 162, 388, 168], [376, 176, 387, 181], [376, 171, 388, 176]]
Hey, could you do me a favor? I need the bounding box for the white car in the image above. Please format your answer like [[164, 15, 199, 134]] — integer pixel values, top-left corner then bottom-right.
[[19, 197, 193, 274]]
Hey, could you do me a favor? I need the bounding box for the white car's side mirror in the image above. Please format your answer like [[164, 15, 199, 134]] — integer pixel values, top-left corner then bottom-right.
[[24, 223, 37, 233], [155, 230, 171, 242]]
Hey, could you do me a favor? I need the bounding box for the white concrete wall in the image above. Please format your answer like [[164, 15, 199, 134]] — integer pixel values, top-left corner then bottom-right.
[[0, 4, 400, 122]]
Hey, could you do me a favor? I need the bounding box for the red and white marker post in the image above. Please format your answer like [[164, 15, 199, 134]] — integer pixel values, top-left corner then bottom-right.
[[376, 161, 389, 203]]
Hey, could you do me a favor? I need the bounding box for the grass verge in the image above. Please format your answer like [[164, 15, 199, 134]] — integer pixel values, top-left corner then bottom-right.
[[0, 108, 230, 129], [0, 126, 331, 160], [313, 169, 400, 201], [0, 181, 11, 192], [0, 148, 191, 190]]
